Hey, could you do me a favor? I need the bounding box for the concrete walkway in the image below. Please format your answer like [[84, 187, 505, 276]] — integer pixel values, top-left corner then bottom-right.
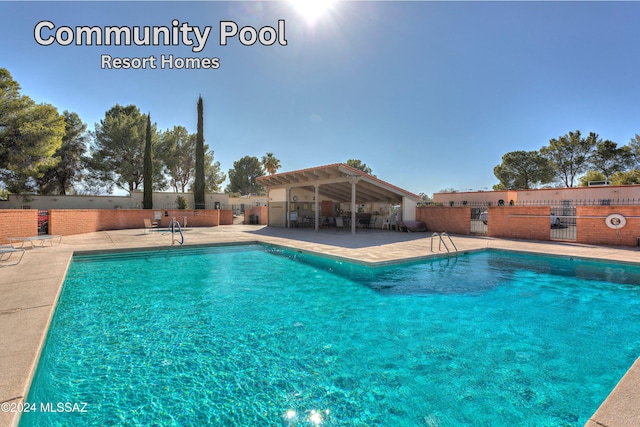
[[1, 225, 638, 426]]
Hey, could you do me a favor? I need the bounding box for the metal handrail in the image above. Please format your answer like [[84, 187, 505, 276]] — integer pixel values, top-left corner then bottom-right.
[[430, 232, 458, 257], [440, 232, 458, 256], [171, 217, 184, 246]]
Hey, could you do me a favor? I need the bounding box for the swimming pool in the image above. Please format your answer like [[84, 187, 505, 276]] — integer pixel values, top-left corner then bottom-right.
[[20, 244, 640, 426]]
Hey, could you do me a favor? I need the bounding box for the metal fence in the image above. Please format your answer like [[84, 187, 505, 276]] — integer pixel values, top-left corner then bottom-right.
[[446, 198, 640, 207], [160, 202, 226, 210]]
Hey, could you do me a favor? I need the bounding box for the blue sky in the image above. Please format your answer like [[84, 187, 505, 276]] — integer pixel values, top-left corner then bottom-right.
[[2, 1, 640, 197]]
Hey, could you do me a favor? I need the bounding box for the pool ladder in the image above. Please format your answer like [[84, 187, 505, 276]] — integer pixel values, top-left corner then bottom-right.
[[431, 232, 457, 257], [170, 217, 184, 246]]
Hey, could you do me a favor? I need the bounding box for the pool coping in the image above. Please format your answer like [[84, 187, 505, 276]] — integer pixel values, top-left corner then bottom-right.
[[1, 225, 639, 426]]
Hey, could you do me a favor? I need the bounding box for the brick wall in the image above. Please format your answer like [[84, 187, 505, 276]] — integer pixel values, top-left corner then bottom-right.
[[244, 206, 268, 225], [49, 209, 223, 236], [415, 205, 640, 247], [219, 209, 234, 225], [487, 206, 550, 241], [576, 206, 640, 247], [416, 206, 471, 234], [0, 210, 38, 244]]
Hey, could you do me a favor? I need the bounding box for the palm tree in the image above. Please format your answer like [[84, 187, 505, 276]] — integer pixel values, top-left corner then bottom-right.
[[261, 152, 281, 175]]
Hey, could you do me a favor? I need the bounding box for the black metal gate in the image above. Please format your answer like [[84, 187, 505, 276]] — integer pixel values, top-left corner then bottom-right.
[[470, 207, 487, 235], [550, 202, 576, 242], [38, 210, 49, 235]]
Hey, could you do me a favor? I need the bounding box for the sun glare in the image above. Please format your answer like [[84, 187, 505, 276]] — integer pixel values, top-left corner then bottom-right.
[[289, 0, 337, 24]]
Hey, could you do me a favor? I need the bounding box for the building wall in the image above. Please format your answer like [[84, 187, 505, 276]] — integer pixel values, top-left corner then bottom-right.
[[403, 197, 417, 221], [152, 192, 229, 209], [268, 202, 287, 227], [228, 195, 269, 212], [576, 206, 640, 247], [267, 188, 287, 203], [434, 185, 640, 206], [516, 185, 640, 203], [0, 210, 38, 244], [434, 190, 511, 206], [416, 206, 471, 235]]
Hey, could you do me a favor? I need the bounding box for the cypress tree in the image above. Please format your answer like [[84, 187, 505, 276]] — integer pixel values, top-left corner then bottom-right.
[[194, 96, 205, 209], [143, 114, 153, 209]]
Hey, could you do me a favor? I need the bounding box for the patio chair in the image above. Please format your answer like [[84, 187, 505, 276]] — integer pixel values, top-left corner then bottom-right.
[[144, 218, 159, 233], [382, 213, 398, 230], [382, 216, 391, 230], [335, 217, 346, 231]]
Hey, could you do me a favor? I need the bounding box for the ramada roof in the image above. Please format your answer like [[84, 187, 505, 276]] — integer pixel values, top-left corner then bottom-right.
[[256, 163, 420, 204]]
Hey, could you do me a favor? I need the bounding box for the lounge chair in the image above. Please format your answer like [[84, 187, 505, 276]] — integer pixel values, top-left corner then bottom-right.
[[0, 246, 25, 267], [8, 235, 62, 249], [144, 218, 159, 233]]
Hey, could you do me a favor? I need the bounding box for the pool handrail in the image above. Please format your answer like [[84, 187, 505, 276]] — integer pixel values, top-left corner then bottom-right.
[[430, 232, 458, 257], [170, 217, 184, 246]]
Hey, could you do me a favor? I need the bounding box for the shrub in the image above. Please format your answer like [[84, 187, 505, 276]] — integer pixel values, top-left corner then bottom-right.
[[176, 196, 189, 210]]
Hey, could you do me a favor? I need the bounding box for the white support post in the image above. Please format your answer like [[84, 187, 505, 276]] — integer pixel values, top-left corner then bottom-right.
[[351, 178, 357, 235], [286, 187, 291, 228], [314, 184, 320, 231]]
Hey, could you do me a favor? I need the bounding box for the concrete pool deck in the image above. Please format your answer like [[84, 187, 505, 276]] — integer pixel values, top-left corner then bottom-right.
[[1, 224, 638, 427]]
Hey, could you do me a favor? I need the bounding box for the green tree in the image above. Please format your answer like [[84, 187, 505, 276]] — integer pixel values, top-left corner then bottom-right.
[[0, 68, 65, 194], [417, 192, 432, 206], [493, 150, 555, 190], [540, 130, 597, 187], [346, 159, 374, 176], [194, 96, 205, 209], [578, 170, 607, 187], [203, 151, 226, 192], [159, 126, 195, 192], [609, 170, 640, 185], [159, 126, 226, 193], [626, 134, 640, 170], [492, 183, 507, 191], [143, 114, 153, 209], [261, 152, 281, 175], [588, 139, 631, 179], [176, 195, 189, 209], [226, 156, 264, 195], [88, 104, 164, 193], [37, 111, 89, 195]]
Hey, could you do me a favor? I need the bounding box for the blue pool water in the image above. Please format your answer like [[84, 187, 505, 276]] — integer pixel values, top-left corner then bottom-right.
[[21, 245, 640, 426]]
